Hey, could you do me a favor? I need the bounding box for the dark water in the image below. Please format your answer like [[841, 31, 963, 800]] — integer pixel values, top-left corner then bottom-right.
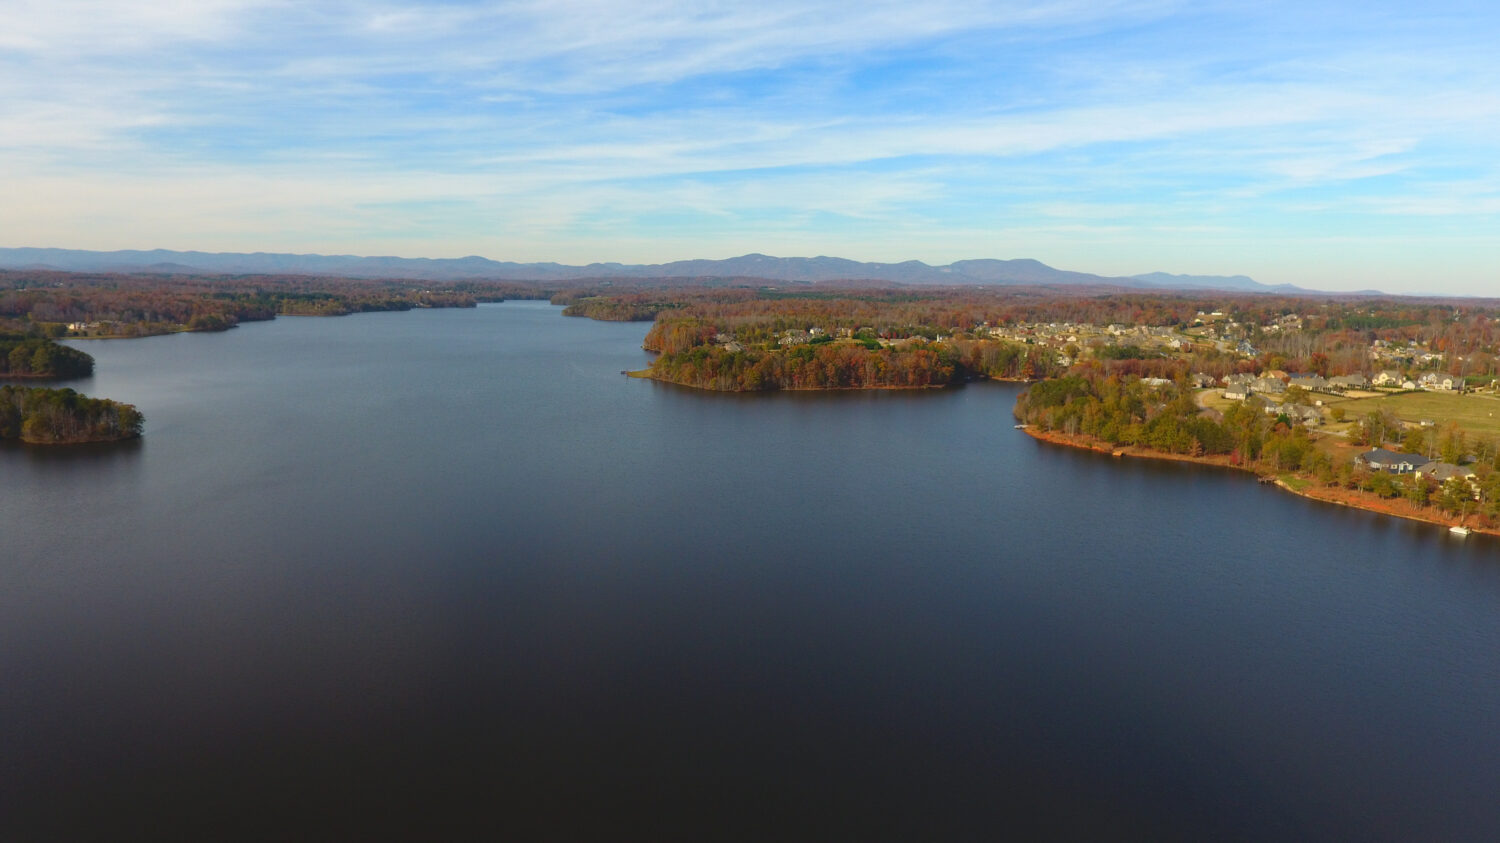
[[4, 302, 1499, 840]]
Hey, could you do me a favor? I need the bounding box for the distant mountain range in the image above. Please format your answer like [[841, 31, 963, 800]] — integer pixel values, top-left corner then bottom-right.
[[0, 247, 1313, 293]]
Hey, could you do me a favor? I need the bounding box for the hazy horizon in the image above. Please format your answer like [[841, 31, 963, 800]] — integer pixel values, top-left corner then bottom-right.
[[3, 1, 1496, 295]]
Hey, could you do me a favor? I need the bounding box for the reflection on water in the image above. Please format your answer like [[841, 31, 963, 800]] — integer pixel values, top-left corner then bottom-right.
[[3, 302, 1499, 840], [1, 434, 143, 462]]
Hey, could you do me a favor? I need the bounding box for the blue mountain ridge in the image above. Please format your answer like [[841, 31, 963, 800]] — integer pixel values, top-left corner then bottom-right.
[[0, 247, 1317, 293]]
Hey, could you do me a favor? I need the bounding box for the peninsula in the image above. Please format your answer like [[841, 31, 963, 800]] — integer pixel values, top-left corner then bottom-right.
[[556, 283, 1500, 535], [0, 385, 143, 444]]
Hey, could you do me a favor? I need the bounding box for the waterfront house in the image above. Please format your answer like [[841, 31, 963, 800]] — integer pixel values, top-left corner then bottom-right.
[[1358, 448, 1432, 474], [1418, 462, 1475, 483], [1419, 462, 1481, 500]]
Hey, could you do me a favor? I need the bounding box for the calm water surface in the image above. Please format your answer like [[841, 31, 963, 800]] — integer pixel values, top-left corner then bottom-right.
[[4, 302, 1499, 840]]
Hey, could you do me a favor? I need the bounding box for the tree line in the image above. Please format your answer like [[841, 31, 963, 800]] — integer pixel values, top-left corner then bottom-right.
[[648, 341, 959, 390], [0, 270, 531, 337]]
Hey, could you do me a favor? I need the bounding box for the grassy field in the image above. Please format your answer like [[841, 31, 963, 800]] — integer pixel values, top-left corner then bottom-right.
[[1195, 387, 1360, 436], [1319, 390, 1500, 439], [1195, 390, 1238, 414], [1194, 386, 1500, 445]]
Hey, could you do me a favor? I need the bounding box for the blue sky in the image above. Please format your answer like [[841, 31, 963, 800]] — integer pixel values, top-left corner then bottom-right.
[[2, 1, 1497, 294]]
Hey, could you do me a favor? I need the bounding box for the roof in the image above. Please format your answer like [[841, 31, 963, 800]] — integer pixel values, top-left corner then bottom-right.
[[1360, 448, 1432, 468], [1421, 462, 1475, 481]]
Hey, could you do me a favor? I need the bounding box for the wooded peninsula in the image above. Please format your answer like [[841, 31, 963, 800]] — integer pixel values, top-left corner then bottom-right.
[[0, 385, 143, 444], [553, 282, 1500, 534]]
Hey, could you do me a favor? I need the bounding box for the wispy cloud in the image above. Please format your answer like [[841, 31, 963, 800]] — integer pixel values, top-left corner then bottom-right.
[[2, 0, 1499, 292], [0, 0, 279, 53]]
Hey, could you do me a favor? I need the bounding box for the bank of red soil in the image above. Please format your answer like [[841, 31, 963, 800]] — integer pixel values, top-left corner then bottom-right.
[[1020, 426, 1496, 537], [637, 370, 948, 391]]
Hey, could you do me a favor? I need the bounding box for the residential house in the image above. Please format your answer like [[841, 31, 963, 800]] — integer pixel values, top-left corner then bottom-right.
[[1419, 462, 1482, 500], [1372, 370, 1404, 387], [1418, 372, 1457, 391], [1418, 462, 1476, 483], [1328, 374, 1369, 390], [1280, 403, 1322, 425], [1358, 448, 1433, 474], [1288, 375, 1328, 391]]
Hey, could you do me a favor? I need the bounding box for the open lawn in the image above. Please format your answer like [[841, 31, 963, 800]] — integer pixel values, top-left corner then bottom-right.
[[1320, 390, 1500, 440], [1195, 389, 1237, 414]]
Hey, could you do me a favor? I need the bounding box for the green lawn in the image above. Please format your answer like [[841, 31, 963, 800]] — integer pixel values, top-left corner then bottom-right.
[[1279, 474, 1311, 492], [1195, 389, 1237, 414], [1320, 390, 1500, 439]]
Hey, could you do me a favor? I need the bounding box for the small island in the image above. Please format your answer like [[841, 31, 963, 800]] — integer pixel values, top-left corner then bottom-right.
[[0, 386, 143, 444]]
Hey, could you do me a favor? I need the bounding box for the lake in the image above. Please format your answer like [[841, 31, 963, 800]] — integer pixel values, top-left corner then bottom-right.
[[4, 301, 1499, 840]]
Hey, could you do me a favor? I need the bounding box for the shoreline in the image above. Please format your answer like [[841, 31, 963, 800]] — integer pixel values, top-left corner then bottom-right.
[[629, 368, 953, 391], [628, 365, 1034, 391], [15, 432, 142, 446], [1019, 426, 1495, 538]]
